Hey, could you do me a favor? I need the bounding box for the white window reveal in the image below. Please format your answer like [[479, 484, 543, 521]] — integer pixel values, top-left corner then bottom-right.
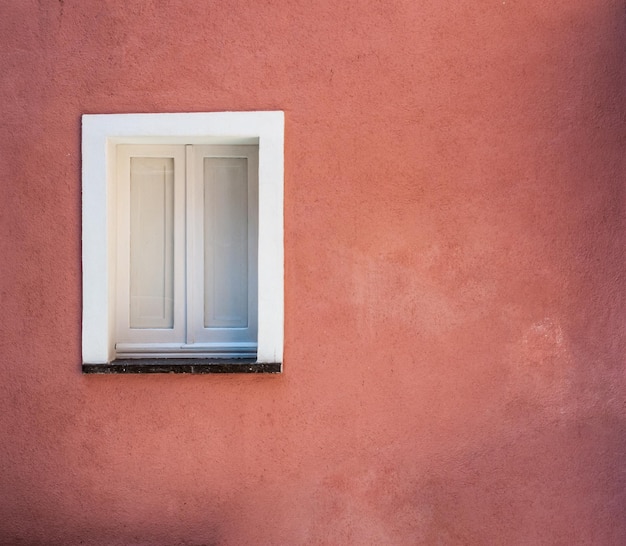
[[82, 112, 284, 370]]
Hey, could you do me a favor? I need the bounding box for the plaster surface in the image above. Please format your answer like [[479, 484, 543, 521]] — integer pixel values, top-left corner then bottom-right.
[[0, 1, 624, 544]]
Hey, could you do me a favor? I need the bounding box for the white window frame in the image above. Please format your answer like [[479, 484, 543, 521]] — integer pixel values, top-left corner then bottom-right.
[[82, 111, 284, 365]]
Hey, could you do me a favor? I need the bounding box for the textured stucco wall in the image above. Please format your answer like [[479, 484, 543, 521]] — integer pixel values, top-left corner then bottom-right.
[[1, 1, 625, 544]]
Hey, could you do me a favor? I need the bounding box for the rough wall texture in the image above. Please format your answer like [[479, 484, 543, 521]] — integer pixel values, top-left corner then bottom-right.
[[1, 1, 625, 544]]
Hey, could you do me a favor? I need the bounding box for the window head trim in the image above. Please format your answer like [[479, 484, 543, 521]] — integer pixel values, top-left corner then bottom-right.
[[82, 111, 284, 365]]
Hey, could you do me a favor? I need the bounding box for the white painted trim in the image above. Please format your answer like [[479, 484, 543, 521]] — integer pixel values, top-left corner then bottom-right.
[[82, 112, 284, 364]]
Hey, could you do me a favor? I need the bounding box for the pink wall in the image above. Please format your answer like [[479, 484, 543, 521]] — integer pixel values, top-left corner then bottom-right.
[[1, 1, 625, 544]]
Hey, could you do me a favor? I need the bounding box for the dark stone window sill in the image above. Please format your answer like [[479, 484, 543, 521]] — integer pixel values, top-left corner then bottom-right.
[[82, 359, 282, 374]]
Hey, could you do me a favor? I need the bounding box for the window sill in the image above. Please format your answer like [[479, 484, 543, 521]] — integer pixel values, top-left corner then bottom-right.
[[82, 359, 282, 374]]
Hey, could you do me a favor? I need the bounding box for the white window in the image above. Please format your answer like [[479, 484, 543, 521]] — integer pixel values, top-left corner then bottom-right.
[[82, 112, 283, 369]]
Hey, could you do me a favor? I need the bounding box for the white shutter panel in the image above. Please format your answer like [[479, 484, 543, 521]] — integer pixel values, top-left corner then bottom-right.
[[115, 145, 186, 349], [203, 156, 249, 328], [189, 145, 258, 354], [129, 157, 175, 328]]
